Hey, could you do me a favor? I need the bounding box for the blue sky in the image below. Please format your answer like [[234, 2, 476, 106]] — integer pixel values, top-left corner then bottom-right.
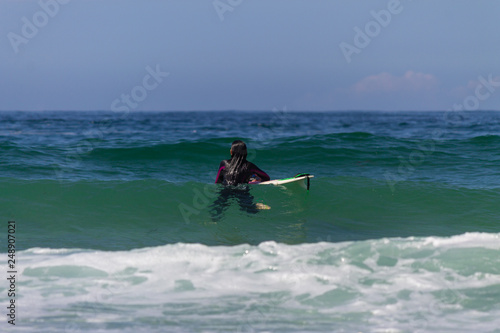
[[1, 0, 499, 111]]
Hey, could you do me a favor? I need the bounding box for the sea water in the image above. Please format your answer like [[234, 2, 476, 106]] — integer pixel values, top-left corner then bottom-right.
[[1, 111, 499, 332]]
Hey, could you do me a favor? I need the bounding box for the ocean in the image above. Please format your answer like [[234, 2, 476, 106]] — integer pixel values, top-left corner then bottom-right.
[[1, 110, 499, 332]]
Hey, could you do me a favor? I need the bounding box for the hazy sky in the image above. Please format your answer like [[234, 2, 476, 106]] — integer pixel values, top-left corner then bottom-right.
[[1, 0, 499, 111]]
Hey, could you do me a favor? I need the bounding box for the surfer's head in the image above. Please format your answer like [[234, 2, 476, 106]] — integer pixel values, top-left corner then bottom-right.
[[230, 140, 247, 159]]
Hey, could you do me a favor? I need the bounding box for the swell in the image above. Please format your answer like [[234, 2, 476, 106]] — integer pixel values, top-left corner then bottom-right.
[[2, 132, 500, 193], [3, 132, 500, 163], [2, 177, 498, 250]]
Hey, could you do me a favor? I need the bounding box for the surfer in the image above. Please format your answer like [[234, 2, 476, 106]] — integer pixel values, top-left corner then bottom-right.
[[214, 140, 270, 185], [211, 140, 270, 220]]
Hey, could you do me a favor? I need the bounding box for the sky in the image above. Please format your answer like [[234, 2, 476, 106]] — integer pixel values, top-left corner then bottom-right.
[[1, 0, 499, 111]]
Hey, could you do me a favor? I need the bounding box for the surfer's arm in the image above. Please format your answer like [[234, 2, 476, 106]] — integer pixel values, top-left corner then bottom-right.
[[215, 161, 225, 183], [249, 163, 270, 181]]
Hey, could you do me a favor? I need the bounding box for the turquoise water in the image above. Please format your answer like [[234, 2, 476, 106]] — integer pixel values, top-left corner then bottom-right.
[[1, 111, 500, 332]]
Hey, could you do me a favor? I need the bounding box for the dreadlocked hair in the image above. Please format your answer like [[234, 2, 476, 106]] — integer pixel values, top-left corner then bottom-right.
[[225, 140, 249, 185]]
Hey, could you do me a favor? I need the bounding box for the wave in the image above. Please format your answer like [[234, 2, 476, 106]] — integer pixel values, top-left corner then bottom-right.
[[2, 177, 499, 250], [467, 134, 500, 145], [3, 131, 500, 181], [9, 232, 500, 332]]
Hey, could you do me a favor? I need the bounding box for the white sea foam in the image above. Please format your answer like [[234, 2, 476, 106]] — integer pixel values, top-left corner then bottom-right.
[[3, 232, 500, 332]]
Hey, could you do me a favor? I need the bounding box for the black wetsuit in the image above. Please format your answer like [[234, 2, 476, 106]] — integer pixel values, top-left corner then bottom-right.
[[215, 159, 270, 185], [211, 159, 270, 220]]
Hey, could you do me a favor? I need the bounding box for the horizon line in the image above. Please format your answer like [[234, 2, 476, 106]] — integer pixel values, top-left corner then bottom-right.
[[1, 109, 500, 113]]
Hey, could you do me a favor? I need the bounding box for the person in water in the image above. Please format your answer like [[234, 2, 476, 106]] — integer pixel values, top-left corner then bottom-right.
[[215, 140, 270, 185], [211, 140, 270, 219]]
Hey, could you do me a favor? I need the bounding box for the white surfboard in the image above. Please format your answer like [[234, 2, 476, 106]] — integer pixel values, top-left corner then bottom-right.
[[256, 174, 314, 190]]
